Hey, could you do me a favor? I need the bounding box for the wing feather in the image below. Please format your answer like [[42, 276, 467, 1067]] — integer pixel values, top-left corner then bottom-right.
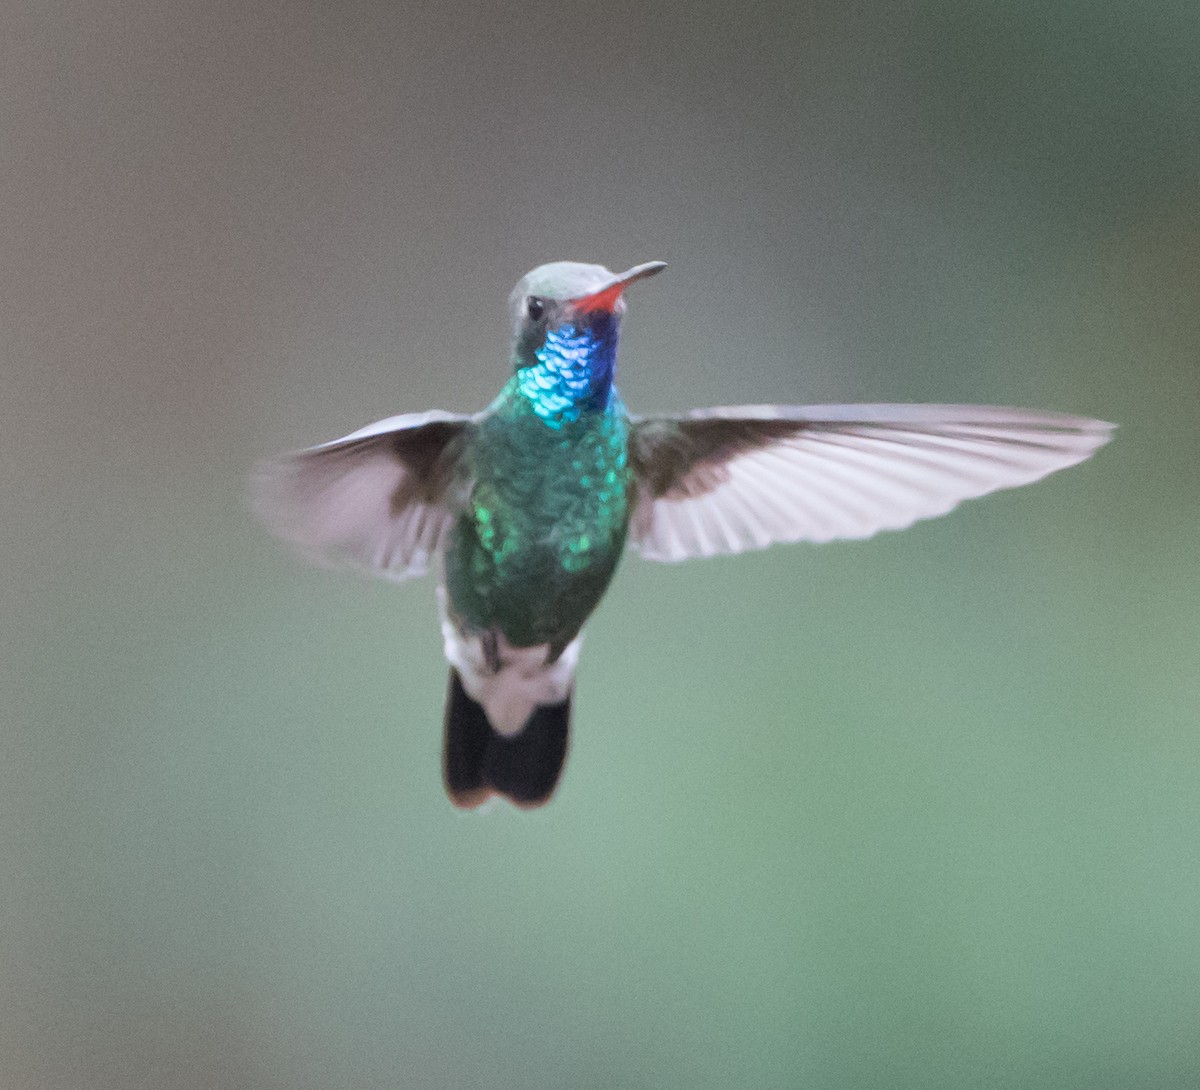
[[251, 410, 472, 581], [629, 404, 1113, 561]]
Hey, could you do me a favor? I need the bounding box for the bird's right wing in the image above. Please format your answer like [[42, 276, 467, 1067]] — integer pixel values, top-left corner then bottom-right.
[[251, 410, 473, 581], [628, 404, 1113, 562]]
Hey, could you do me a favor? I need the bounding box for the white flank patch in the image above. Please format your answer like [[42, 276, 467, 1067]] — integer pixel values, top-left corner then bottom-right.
[[438, 586, 581, 737]]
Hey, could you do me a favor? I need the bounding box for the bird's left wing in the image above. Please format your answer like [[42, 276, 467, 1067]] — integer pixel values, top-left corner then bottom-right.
[[251, 410, 473, 581], [628, 404, 1113, 562]]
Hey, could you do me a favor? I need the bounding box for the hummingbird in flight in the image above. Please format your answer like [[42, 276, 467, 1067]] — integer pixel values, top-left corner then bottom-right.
[[253, 260, 1112, 810]]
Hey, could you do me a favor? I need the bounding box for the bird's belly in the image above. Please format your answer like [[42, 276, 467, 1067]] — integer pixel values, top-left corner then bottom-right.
[[442, 504, 627, 651]]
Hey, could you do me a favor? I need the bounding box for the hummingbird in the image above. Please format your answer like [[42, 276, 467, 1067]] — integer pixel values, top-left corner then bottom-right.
[[252, 260, 1113, 810]]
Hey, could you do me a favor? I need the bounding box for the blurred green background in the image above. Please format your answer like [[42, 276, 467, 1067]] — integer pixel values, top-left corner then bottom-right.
[[2, 1, 1198, 1087]]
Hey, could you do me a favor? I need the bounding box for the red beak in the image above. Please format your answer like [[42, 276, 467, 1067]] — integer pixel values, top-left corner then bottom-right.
[[570, 261, 667, 314]]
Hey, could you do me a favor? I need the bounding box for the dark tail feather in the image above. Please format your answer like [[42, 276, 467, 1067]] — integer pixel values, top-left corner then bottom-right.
[[442, 670, 494, 809], [442, 669, 571, 809]]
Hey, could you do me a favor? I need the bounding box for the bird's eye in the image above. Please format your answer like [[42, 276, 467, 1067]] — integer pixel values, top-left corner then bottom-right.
[[526, 296, 546, 321]]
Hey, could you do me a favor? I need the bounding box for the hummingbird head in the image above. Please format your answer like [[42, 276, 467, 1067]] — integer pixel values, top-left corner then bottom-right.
[[507, 260, 666, 423]]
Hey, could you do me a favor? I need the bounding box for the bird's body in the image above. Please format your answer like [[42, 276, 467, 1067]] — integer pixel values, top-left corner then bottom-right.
[[443, 378, 631, 656], [253, 260, 1113, 810], [435, 377, 633, 804]]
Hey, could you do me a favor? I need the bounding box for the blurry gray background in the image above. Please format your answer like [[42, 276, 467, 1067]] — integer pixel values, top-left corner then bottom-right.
[[2, 1, 1198, 1087]]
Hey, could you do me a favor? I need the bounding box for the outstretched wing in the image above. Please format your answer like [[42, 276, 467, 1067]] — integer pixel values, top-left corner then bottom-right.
[[251, 410, 473, 581], [628, 404, 1113, 562]]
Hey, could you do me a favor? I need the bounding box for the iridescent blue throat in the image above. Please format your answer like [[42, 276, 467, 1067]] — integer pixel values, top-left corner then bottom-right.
[[516, 317, 619, 424]]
